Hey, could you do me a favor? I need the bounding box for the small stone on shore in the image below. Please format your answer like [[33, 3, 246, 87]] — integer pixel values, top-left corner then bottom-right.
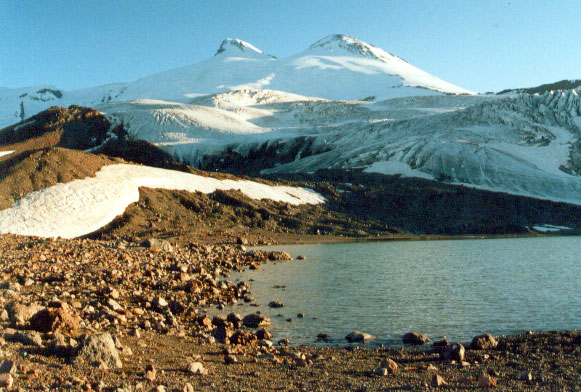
[[345, 331, 376, 343], [403, 332, 430, 345]]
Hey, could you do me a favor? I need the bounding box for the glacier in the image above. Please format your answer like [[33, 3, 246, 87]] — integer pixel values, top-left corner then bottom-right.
[[96, 89, 581, 205]]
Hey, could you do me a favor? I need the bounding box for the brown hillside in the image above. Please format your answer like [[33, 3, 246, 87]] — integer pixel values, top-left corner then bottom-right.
[[0, 105, 111, 158], [0, 147, 120, 210]]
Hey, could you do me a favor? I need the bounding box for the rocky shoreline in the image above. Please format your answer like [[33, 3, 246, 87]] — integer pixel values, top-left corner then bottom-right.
[[0, 234, 579, 391]]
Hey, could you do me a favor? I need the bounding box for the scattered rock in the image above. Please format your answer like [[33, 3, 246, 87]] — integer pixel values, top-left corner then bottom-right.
[[403, 332, 430, 345], [431, 374, 448, 387], [143, 238, 173, 252], [0, 374, 13, 388], [152, 296, 168, 309], [520, 371, 533, 381], [268, 301, 284, 308], [442, 343, 466, 362], [29, 307, 80, 334], [225, 354, 238, 364], [433, 339, 449, 348], [14, 330, 43, 347], [470, 334, 498, 350], [317, 333, 331, 342], [75, 333, 122, 369], [187, 361, 208, 375], [380, 358, 398, 374], [478, 373, 497, 388], [6, 302, 44, 324], [0, 360, 15, 374], [255, 328, 272, 340], [345, 331, 376, 343], [145, 364, 156, 381], [296, 255, 306, 260], [242, 313, 271, 328]]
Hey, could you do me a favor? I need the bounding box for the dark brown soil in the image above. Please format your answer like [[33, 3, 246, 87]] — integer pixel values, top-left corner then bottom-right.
[[86, 186, 394, 244]]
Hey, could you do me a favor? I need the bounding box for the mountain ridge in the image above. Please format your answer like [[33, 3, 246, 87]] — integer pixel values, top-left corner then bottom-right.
[[0, 34, 473, 128]]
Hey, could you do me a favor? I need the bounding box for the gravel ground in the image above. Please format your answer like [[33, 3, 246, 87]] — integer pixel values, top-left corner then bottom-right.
[[0, 234, 579, 391]]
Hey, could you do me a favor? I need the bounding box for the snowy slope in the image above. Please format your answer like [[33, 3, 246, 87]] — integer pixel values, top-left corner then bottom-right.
[[0, 164, 325, 238], [0, 34, 472, 128], [97, 89, 581, 205]]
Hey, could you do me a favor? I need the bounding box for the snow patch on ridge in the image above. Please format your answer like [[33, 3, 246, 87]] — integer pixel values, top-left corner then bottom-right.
[[0, 164, 325, 239], [0, 151, 14, 158]]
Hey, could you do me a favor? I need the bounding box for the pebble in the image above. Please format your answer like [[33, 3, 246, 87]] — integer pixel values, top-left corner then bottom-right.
[[431, 374, 447, 387], [478, 373, 497, 388], [187, 361, 208, 375]]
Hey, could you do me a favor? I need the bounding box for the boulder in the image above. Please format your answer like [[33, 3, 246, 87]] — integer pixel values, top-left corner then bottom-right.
[[380, 358, 398, 374], [29, 308, 80, 334], [14, 330, 43, 347], [442, 343, 465, 362], [478, 373, 497, 388], [143, 238, 173, 252], [242, 313, 271, 328], [0, 374, 13, 389], [470, 334, 498, 350], [6, 302, 44, 324], [187, 361, 208, 375], [74, 333, 122, 369], [402, 332, 430, 345], [345, 331, 376, 343], [255, 328, 272, 340]]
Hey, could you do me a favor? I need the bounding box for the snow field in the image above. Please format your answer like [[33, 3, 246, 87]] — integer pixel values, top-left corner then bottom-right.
[[0, 164, 325, 239]]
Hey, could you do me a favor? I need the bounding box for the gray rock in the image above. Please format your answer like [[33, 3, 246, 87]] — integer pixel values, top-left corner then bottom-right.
[[345, 331, 376, 343], [75, 333, 122, 369], [187, 361, 208, 375], [14, 330, 43, 347], [143, 238, 173, 252]]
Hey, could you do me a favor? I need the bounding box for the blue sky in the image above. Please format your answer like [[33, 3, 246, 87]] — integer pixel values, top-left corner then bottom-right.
[[1, 0, 579, 93]]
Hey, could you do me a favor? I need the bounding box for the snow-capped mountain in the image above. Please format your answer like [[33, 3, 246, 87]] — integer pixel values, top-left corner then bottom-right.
[[0, 34, 473, 128]]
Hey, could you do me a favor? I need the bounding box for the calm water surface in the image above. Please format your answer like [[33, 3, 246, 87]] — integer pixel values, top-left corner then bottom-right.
[[226, 237, 581, 346]]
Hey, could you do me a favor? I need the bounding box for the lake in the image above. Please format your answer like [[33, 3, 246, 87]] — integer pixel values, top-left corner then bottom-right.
[[227, 237, 581, 347]]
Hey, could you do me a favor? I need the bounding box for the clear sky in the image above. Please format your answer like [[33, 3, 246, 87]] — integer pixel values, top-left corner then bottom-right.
[[1, 0, 580, 93]]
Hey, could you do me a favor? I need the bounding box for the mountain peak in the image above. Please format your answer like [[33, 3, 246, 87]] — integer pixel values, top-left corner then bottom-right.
[[307, 34, 404, 63], [214, 38, 273, 58]]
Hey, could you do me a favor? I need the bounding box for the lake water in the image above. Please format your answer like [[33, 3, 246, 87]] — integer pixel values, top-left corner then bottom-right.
[[227, 237, 581, 347]]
